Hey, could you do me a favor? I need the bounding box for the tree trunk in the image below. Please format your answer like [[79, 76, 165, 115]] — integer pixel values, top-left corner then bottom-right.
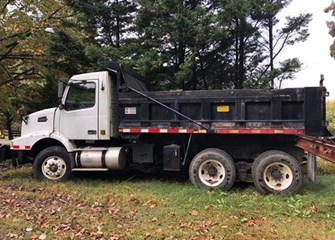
[[115, 0, 121, 48], [197, 51, 208, 90], [178, 40, 186, 89], [234, 17, 240, 89], [5, 112, 13, 140], [268, 17, 274, 88], [237, 18, 246, 89]]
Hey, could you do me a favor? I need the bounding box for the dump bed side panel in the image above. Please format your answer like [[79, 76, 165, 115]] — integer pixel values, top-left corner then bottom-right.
[[118, 87, 328, 136]]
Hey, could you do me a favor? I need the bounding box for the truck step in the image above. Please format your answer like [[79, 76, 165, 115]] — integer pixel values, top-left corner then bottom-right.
[[72, 168, 109, 171]]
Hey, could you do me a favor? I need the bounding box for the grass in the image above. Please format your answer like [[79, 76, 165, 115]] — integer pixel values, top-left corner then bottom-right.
[[0, 163, 335, 239]]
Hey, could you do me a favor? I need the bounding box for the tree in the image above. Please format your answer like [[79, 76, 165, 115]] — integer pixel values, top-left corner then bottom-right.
[[253, 0, 311, 88], [0, 81, 44, 139], [213, 0, 262, 89], [135, 0, 224, 90], [326, 2, 335, 58], [326, 101, 335, 135], [0, 0, 77, 87], [65, 0, 137, 47], [0, 0, 77, 137], [135, 0, 311, 90]]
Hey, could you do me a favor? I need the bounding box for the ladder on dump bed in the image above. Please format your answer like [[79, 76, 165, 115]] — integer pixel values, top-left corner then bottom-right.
[[296, 135, 335, 182], [296, 135, 335, 164]]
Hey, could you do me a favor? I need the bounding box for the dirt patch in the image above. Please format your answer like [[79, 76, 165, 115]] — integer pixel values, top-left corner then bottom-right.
[[0, 159, 14, 171]]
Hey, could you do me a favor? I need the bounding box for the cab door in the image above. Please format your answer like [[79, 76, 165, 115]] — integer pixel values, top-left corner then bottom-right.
[[59, 80, 99, 140]]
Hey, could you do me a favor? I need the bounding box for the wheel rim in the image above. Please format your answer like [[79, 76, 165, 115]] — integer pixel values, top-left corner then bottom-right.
[[41, 156, 67, 180], [198, 159, 225, 187], [263, 162, 293, 191]]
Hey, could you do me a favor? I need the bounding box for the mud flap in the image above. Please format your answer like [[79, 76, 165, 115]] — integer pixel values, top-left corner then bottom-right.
[[307, 153, 317, 182], [0, 144, 10, 162]]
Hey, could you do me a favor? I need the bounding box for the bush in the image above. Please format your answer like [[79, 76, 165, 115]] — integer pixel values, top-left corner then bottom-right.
[[326, 100, 335, 135]]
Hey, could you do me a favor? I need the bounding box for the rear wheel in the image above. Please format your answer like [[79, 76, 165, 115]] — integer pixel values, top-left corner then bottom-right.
[[252, 150, 303, 195], [189, 148, 236, 191], [33, 146, 72, 181]]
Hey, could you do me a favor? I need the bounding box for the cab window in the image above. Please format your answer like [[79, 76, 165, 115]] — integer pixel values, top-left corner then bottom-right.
[[65, 82, 96, 111]]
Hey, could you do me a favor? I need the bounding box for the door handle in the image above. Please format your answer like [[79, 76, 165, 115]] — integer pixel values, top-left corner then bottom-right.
[[88, 130, 97, 135]]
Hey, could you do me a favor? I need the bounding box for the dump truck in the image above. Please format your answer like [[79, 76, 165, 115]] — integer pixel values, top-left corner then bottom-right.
[[7, 62, 335, 194]]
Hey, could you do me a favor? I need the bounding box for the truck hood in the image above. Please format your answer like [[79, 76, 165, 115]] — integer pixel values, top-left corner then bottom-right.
[[21, 108, 56, 136]]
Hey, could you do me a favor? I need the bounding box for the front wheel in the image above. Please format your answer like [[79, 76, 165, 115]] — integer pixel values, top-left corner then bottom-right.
[[189, 148, 236, 191], [252, 150, 303, 195], [33, 146, 72, 181]]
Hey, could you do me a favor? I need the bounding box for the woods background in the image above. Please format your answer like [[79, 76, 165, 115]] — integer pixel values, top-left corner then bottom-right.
[[1, 0, 335, 138]]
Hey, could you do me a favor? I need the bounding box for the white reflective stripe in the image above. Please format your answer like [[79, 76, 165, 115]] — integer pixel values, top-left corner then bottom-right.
[[119, 128, 198, 134]]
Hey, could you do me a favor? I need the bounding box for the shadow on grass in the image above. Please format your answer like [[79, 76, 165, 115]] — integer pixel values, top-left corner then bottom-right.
[[71, 170, 189, 184], [1, 160, 334, 195]]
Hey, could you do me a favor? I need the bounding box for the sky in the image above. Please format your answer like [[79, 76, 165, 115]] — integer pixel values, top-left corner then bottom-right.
[[279, 0, 335, 99]]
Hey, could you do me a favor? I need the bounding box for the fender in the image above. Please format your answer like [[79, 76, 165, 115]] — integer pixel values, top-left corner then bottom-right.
[[49, 132, 77, 152], [12, 132, 77, 152]]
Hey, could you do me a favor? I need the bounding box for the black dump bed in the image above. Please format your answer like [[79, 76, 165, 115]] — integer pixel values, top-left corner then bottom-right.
[[106, 62, 329, 137]]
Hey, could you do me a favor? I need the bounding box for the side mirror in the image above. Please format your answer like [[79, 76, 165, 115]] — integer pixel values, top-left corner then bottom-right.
[[58, 81, 65, 99], [18, 108, 27, 117], [58, 82, 66, 110], [17, 108, 28, 124]]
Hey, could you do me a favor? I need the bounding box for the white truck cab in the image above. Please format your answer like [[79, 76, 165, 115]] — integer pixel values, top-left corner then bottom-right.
[[13, 71, 114, 151], [11, 70, 124, 181]]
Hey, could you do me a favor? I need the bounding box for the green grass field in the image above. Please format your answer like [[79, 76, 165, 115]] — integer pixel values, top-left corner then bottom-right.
[[0, 161, 335, 240]]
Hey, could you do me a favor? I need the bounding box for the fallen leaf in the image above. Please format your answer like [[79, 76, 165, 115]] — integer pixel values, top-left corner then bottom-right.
[[39, 233, 47, 240], [204, 221, 216, 227], [309, 204, 318, 213], [179, 222, 192, 229], [108, 207, 120, 215], [8, 234, 19, 238], [143, 200, 157, 209], [190, 210, 198, 216], [246, 217, 263, 227], [31, 235, 39, 240], [97, 226, 103, 236]]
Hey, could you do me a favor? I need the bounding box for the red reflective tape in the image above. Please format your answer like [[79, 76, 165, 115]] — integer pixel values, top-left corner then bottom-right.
[[238, 129, 251, 134], [12, 145, 20, 149], [167, 129, 180, 134], [216, 129, 230, 134], [216, 129, 304, 135], [282, 129, 304, 135], [259, 129, 273, 134], [148, 128, 160, 133], [130, 128, 142, 133], [297, 129, 305, 135], [25, 145, 31, 150]]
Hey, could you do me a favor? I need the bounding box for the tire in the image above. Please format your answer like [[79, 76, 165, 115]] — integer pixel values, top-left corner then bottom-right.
[[33, 146, 72, 181], [189, 148, 236, 191], [252, 150, 303, 195]]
